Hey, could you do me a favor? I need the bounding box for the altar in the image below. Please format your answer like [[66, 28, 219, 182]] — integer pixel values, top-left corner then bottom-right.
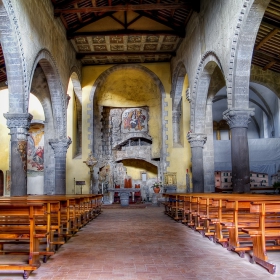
[[108, 188, 141, 207]]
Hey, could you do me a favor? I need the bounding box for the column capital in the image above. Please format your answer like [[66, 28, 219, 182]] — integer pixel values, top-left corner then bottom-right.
[[223, 108, 255, 129], [187, 133, 207, 148], [4, 113, 33, 129], [49, 137, 72, 157], [4, 113, 33, 140]]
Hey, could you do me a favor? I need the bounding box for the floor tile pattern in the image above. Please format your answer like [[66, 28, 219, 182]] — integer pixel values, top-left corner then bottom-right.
[[1, 206, 280, 279]]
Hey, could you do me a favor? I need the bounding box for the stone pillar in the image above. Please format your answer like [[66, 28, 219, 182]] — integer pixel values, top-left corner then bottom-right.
[[172, 110, 181, 144], [4, 113, 33, 196], [49, 138, 72, 194], [223, 108, 254, 193], [187, 133, 207, 193]]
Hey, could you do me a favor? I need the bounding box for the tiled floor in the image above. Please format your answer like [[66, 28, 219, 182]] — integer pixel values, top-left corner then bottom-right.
[[1, 205, 280, 279]]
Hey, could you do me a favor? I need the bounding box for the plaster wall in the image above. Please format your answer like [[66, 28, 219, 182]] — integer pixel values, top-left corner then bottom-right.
[[166, 76, 192, 192], [0, 89, 10, 181]]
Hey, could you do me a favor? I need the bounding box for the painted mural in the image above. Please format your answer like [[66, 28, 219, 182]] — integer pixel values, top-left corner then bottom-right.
[[122, 108, 147, 133], [27, 124, 44, 172]]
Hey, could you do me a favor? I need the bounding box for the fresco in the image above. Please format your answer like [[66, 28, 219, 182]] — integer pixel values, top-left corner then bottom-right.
[[27, 124, 44, 172], [122, 108, 147, 133]]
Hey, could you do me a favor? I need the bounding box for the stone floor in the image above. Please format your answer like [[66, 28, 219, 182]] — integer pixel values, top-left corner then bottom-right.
[[1, 205, 280, 280]]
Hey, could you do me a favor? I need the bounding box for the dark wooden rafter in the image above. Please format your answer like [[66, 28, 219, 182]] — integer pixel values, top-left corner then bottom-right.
[[253, 49, 280, 65], [68, 29, 185, 39], [263, 60, 276, 70], [54, 3, 195, 15], [134, 10, 183, 31], [127, 14, 142, 27], [66, 12, 115, 34], [0, 68, 6, 74], [54, 0, 83, 9], [77, 51, 175, 59], [171, 0, 179, 18], [255, 28, 279, 50], [109, 14, 125, 27], [74, 3, 83, 23]]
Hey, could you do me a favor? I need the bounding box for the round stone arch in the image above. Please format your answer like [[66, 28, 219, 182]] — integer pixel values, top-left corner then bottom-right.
[[0, 0, 28, 113], [191, 51, 225, 133], [227, 0, 271, 108], [88, 64, 168, 171], [30, 49, 67, 139], [171, 61, 187, 146], [69, 66, 82, 104]]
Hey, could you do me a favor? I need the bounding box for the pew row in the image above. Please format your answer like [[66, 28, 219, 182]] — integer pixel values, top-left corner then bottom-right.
[[162, 193, 280, 274], [0, 194, 102, 279]]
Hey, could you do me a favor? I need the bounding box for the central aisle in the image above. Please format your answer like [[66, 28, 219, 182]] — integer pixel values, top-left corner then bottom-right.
[[5, 206, 280, 279]]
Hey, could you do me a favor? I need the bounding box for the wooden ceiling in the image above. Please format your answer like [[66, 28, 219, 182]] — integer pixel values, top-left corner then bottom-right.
[[53, 0, 198, 65], [1, 0, 280, 84], [253, 0, 280, 72]]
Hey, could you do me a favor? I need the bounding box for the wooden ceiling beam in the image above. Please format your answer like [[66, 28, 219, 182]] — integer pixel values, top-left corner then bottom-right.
[[135, 10, 182, 31], [54, 3, 193, 15], [263, 60, 276, 71], [253, 49, 280, 65], [255, 28, 279, 50], [76, 51, 175, 59], [66, 12, 115, 34], [262, 17, 280, 29], [127, 15, 142, 27], [54, 0, 83, 9], [68, 29, 185, 39], [74, 3, 83, 23], [109, 15, 125, 28]]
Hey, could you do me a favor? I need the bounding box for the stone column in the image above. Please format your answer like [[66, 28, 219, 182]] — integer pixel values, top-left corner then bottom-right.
[[4, 113, 33, 196], [187, 133, 207, 193], [49, 138, 72, 194], [223, 108, 254, 193], [172, 110, 181, 144]]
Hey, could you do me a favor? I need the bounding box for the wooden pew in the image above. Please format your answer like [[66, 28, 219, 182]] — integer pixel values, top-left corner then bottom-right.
[[243, 200, 280, 274], [0, 202, 46, 279]]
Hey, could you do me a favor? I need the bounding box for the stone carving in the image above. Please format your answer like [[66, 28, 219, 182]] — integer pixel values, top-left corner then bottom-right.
[[223, 108, 255, 129], [110, 109, 122, 148], [49, 137, 72, 157], [4, 113, 33, 130], [187, 133, 207, 148]]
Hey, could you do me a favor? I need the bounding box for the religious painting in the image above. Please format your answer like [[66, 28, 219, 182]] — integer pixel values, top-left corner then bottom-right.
[[27, 124, 44, 172], [122, 108, 148, 133]]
